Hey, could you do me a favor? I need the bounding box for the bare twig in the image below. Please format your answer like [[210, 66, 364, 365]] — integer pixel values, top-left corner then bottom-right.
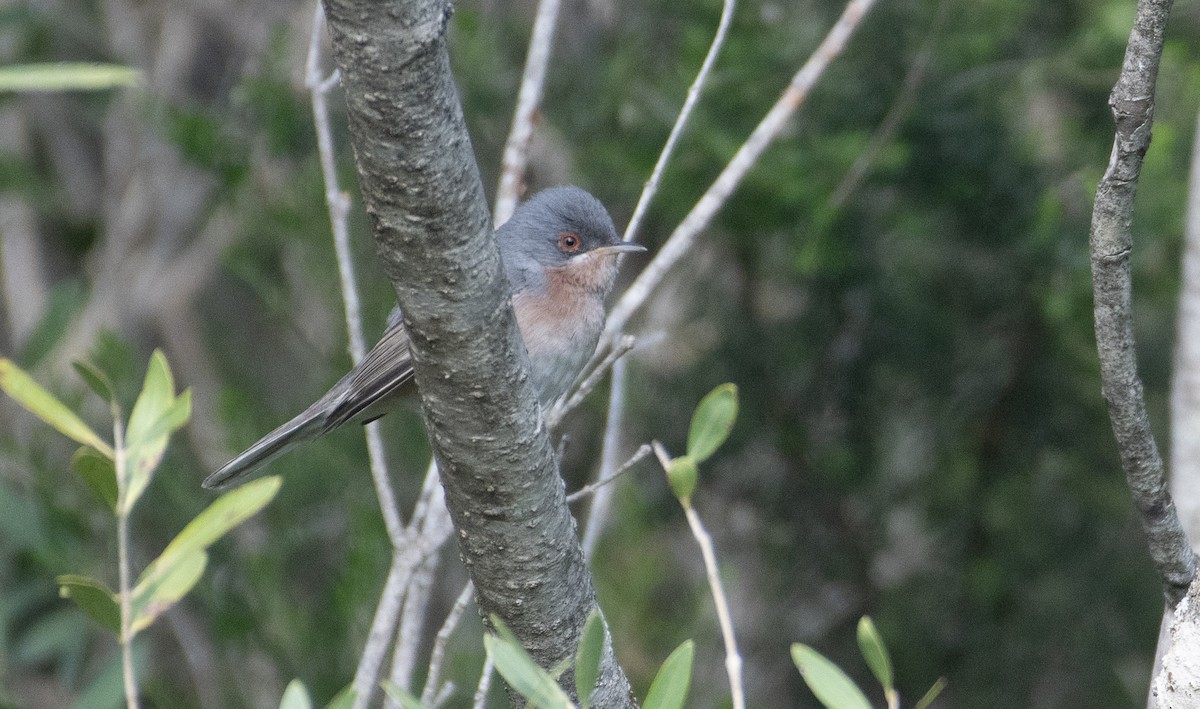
[[351, 547, 416, 708], [494, 0, 564, 225], [546, 334, 636, 428], [621, 0, 737, 246], [305, 0, 406, 545], [1088, 0, 1195, 606], [567, 443, 651, 504], [581, 358, 630, 559], [114, 415, 140, 709], [602, 0, 881, 346], [421, 582, 476, 705], [387, 554, 438, 697], [653, 441, 745, 709], [472, 655, 495, 709], [574, 0, 736, 560]]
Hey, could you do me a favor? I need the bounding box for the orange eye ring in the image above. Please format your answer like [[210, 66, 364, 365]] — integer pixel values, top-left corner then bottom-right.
[[557, 232, 581, 253]]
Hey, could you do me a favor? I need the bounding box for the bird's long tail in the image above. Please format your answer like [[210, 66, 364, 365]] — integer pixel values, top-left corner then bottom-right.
[[202, 404, 327, 490]]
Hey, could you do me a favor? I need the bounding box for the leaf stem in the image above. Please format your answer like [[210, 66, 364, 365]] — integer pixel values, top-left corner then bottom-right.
[[114, 416, 140, 709]]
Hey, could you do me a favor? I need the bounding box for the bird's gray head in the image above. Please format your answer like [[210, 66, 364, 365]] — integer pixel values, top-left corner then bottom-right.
[[497, 186, 646, 295]]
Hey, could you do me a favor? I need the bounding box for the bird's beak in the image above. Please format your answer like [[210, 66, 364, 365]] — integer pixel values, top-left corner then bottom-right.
[[590, 242, 648, 257]]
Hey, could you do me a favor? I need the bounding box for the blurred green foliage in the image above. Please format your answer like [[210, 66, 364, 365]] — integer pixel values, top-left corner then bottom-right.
[[1, 0, 1198, 707]]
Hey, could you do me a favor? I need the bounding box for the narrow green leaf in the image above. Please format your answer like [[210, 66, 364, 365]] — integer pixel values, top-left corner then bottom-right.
[[71, 447, 119, 510], [914, 677, 947, 709], [279, 679, 314, 709], [122, 390, 192, 512], [156, 476, 281, 563], [127, 350, 176, 445], [130, 550, 207, 635], [857, 616, 893, 693], [575, 610, 605, 708], [323, 686, 357, 709], [0, 358, 113, 458], [72, 360, 117, 405], [57, 574, 120, 634], [666, 455, 698, 504], [133, 477, 280, 610], [791, 643, 872, 709], [686, 383, 738, 463], [121, 351, 190, 511], [0, 63, 140, 92], [484, 633, 575, 708], [642, 640, 694, 709], [380, 681, 433, 709], [121, 435, 168, 513]]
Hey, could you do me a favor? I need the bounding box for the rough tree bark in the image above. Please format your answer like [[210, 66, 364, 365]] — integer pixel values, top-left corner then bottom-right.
[[316, 0, 634, 704], [1089, 0, 1195, 606]]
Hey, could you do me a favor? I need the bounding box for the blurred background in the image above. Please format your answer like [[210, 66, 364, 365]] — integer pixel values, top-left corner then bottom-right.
[[2, 0, 1199, 706]]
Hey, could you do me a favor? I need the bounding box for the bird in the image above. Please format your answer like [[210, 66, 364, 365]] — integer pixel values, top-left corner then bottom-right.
[[203, 186, 645, 490]]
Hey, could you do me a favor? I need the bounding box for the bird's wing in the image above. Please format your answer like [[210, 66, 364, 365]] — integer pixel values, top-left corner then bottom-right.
[[320, 317, 416, 431]]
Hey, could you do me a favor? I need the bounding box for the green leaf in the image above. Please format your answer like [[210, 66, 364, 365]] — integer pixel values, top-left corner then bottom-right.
[[323, 686, 357, 709], [0, 358, 113, 458], [914, 677, 947, 709], [686, 383, 738, 463], [791, 643, 872, 709], [279, 679, 314, 709], [575, 610, 605, 708], [857, 616, 893, 693], [484, 633, 575, 708], [72, 447, 119, 510], [666, 455, 698, 504], [380, 681, 433, 709], [122, 350, 190, 511], [72, 360, 117, 406], [131, 476, 280, 622], [0, 63, 140, 92], [129, 550, 207, 635], [154, 476, 281, 564], [642, 640, 694, 709], [57, 574, 120, 634]]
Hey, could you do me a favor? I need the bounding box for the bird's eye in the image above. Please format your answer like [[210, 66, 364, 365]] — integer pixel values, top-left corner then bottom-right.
[[557, 232, 581, 253]]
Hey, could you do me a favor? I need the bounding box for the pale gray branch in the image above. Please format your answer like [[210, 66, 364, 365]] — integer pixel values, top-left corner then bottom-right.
[[494, 0, 563, 225], [1088, 0, 1194, 606]]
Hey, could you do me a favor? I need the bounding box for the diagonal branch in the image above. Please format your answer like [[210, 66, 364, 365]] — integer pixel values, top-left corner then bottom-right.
[[317, 0, 633, 702], [493, 0, 563, 226], [1089, 0, 1195, 606], [601, 0, 880, 349]]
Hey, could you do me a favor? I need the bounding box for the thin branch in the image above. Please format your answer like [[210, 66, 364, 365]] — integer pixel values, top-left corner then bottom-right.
[[421, 582, 476, 706], [305, 0, 406, 544], [387, 553, 438, 697], [1088, 0, 1195, 605], [602, 0, 881, 346], [621, 0, 737, 246], [114, 414, 140, 709], [472, 655, 495, 709], [582, 358, 630, 559], [493, 0, 564, 225], [653, 441, 745, 709], [546, 334, 636, 429], [570, 0, 736, 560], [351, 546, 416, 708], [567, 443, 651, 504]]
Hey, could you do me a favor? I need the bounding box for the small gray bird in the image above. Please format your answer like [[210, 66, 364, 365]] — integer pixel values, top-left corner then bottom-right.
[[204, 186, 645, 490]]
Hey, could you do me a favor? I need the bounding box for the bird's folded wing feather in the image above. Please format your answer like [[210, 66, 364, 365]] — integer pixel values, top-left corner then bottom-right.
[[321, 318, 416, 431]]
